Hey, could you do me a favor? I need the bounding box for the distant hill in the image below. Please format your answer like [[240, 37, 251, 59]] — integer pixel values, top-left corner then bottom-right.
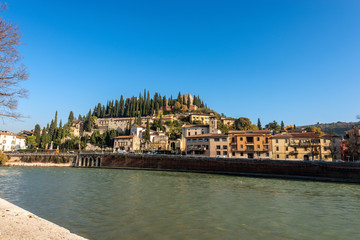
[[300, 121, 360, 137]]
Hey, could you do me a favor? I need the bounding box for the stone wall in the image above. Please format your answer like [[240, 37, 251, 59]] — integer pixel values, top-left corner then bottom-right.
[[98, 154, 360, 183]]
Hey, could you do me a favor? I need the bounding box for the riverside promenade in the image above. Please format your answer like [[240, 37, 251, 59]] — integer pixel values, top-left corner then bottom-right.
[[0, 198, 86, 240]]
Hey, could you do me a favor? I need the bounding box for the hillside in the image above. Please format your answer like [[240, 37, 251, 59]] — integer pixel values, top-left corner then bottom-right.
[[300, 121, 360, 136]]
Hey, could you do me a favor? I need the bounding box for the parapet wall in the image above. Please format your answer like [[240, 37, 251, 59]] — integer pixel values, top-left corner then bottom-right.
[[98, 154, 360, 183]]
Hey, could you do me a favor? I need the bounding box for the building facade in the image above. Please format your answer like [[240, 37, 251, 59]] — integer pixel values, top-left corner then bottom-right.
[[0, 132, 26, 152], [228, 130, 272, 159], [113, 135, 140, 152], [185, 134, 229, 157], [271, 133, 340, 161]]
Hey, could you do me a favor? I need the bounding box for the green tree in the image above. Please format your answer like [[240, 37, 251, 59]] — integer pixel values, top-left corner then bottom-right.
[[265, 121, 281, 131], [174, 102, 182, 111], [34, 124, 41, 146], [235, 117, 252, 130], [68, 111, 74, 126], [257, 118, 262, 130], [26, 136, 37, 149], [281, 121, 285, 130], [143, 120, 150, 142], [40, 127, 50, 149]]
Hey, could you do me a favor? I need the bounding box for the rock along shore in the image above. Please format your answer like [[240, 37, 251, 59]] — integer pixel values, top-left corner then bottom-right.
[[0, 198, 86, 240]]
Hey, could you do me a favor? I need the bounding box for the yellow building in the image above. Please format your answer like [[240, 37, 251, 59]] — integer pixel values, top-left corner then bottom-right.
[[189, 114, 212, 124], [228, 130, 272, 159], [271, 133, 340, 161]]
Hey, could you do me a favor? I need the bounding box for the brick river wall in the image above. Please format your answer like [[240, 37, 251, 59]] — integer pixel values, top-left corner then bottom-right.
[[100, 154, 360, 183]]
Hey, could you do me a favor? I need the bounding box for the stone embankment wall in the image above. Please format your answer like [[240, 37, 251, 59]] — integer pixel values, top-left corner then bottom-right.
[[97, 154, 360, 183]]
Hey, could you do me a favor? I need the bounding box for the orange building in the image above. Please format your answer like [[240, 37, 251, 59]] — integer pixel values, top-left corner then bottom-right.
[[228, 130, 272, 159]]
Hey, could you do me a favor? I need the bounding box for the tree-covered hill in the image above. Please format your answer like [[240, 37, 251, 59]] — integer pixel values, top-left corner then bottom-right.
[[300, 121, 360, 136]]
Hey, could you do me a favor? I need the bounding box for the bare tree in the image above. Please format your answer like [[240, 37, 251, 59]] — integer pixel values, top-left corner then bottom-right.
[[0, 3, 28, 119]]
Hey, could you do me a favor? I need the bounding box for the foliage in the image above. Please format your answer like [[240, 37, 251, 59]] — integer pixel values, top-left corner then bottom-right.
[[90, 90, 206, 118], [0, 152, 8, 164], [265, 120, 281, 131], [26, 136, 37, 148], [235, 117, 252, 130], [0, 4, 28, 119], [308, 126, 324, 135]]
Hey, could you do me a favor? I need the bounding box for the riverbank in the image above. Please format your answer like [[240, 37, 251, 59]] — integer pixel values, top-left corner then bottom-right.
[[3, 161, 72, 167], [0, 198, 86, 240]]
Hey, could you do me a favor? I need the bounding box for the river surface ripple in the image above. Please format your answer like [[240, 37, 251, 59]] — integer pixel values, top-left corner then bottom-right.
[[0, 167, 359, 240]]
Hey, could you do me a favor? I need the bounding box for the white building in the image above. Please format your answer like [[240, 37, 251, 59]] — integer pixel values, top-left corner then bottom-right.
[[0, 132, 27, 152]]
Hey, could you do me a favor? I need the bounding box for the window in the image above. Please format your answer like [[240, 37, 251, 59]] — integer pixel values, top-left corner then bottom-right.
[[276, 139, 278, 143], [216, 145, 221, 149], [222, 138, 227, 142], [192, 139, 197, 142], [216, 151, 221, 155], [240, 145, 244, 149], [286, 155, 289, 158], [188, 132, 190, 136], [257, 137, 260, 141], [286, 147, 288, 151], [223, 145, 228, 149], [201, 130, 205, 134], [232, 152, 235, 156], [232, 138, 235, 142], [204, 139, 209, 142], [214, 138, 220, 142], [258, 152, 261, 156], [276, 147, 279, 151], [257, 145, 260, 149], [198, 139, 203, 142], [205, 145, 209, 150], [266, 153, 269, 157], [195, 132, 197, 135], [187, 139, 191, 143], [240, 137, 243, 141], [240, 153, 244, 156], [223, 151, 228, 155], [277, 154, 280, 158]]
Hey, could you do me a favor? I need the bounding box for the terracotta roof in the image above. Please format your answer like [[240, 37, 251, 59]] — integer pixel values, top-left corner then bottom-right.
[[133, 124, 146, 129], [190, 114, 212, 117], [182, 124, 209, 128], [0, 132, 14, 136], [114, 135, 135, 139], [186, 133, 228, 138], [228, 130, 271, 134], [271, 132, 321, 139]]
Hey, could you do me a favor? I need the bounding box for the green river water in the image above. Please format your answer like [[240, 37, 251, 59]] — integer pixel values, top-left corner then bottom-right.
[[0, 167, 359, 240]]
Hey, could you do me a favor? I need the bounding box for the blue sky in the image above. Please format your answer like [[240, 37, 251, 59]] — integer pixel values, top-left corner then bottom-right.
[[1, 0, 360, 132]]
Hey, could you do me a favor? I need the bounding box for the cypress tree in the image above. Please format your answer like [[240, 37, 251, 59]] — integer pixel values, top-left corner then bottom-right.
[[178, 92, 182, 104], [155, 102, 160, 116], [187, 95, 191, 109], [281, 121, 285, 130], [34, 124, 41, 146], [68, 111, 74, 126], [257, 118, 262, 130], [120, 95, 124, 117]]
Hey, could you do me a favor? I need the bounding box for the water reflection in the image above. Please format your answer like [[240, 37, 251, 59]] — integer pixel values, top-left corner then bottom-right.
[[0, 167, 359, 240]]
